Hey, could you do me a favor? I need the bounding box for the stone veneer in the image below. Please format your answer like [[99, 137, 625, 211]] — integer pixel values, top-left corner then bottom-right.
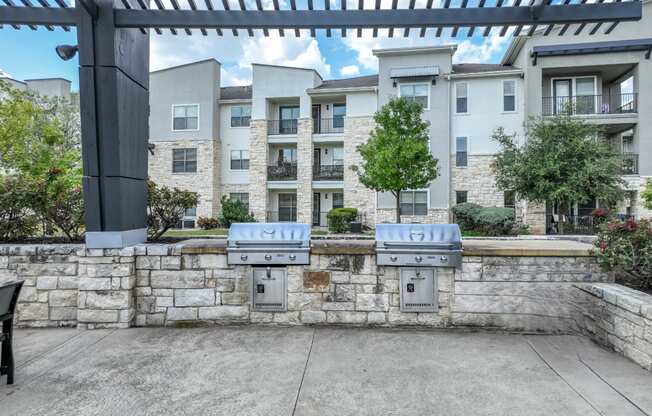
[[247, 119, 268, 221], [148, 139, 220, 218], [343, 116, 377, 227], [376, 208, 450, 225], [451, 155, 504, 207], [296, 118, 313, 224]]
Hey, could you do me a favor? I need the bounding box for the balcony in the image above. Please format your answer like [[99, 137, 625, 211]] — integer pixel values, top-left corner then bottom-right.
[[267, 162, 297, 181], [313, 164, 344, 181], [268, 119, 298, 135], [542, 93, 637, 116], [313, 117, 344, 135], [622, 153, 639, 175]]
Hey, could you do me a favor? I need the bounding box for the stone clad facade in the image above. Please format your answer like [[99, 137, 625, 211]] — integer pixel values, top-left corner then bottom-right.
[[343, 116, 377, 227]]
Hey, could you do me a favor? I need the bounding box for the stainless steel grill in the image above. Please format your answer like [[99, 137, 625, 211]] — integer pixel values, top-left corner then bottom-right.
[[375, 224, 463, 268], [227, 223, 311, 265]]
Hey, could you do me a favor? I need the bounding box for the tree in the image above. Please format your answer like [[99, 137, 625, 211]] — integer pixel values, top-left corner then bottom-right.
[[217, 196, 255, 227], [492, 115, 624, 232], [147, 180, 199, 240], [353, 97, 439, 223], [642, 180, 652, 211]]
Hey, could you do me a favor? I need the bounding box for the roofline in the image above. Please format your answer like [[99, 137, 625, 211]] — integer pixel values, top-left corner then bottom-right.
[[373, 44, 457, 56], [501, 36, 528, 65], [150, 58, 221, 74], [448, 69, 523, 79], [218, 98, 252, 104], [251, 63, 323, 80], [307, 86, 378, 95], [0, 77, 26, 85], [23, 77, 71, 83]]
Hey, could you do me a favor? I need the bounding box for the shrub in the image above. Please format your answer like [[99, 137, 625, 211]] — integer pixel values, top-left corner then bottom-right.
[[218, 196, 255, 228], [327, 208, 358, 233], [594, 219, 652, 292], [475, 207, 516, 236], [197, 216, 220, 230], [451, 203, 483, 231], [147, 180, 199, 241], [0, 176, 38, 241]]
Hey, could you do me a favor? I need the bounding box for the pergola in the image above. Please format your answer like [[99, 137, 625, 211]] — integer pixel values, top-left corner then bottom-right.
[[0, 0, 643, 248]]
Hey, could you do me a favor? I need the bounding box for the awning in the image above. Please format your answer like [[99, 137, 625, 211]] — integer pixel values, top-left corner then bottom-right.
[[389, 66, 440, 79]]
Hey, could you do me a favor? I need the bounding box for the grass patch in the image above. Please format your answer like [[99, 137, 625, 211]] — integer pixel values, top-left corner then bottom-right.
[[162, 228, 228, 238]]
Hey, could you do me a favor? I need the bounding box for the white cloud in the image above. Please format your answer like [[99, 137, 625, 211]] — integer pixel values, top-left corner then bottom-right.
[[0, 69, 11, 78], [453, 30, 513, 64], [340, 65, 360, 76]]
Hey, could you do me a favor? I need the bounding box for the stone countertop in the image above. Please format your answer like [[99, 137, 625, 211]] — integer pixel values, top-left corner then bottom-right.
[[174, 238, 595, 257]]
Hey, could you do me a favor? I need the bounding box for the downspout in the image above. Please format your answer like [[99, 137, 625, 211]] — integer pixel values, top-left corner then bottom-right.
[[446, 73, 452, 223]]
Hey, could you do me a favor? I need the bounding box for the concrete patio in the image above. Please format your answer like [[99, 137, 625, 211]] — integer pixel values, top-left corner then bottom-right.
[[1, 328, 651, 416]]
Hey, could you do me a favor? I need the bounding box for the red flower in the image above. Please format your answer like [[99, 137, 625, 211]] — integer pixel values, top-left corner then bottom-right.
[[599, 241, 607, 253], [625, 219, 637, 232]]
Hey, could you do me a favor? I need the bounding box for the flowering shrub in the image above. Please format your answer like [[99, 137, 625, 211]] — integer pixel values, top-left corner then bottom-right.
[[594, 219, 652, 292]]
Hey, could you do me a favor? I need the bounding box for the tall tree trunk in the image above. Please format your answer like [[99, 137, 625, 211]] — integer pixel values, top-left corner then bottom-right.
[[395, 190, 401, 224]]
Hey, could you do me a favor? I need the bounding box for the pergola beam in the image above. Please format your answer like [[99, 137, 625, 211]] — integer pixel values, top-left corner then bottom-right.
[[0, 4, 76, 26]]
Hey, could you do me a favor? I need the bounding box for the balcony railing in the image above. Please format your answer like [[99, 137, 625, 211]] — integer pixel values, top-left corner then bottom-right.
[[267, 163, 297, 181], [313, 117, 344, 134], [313, 164, 344, 181], [268, 119, 298, 135], [542, 93, 637, 116], [622, 153, 639, 175], [267, 210, 297, 222]]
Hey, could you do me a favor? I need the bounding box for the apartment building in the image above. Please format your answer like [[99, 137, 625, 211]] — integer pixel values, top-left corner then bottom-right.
[[148, 0, 651, 233], [0, 76, 77, 103]]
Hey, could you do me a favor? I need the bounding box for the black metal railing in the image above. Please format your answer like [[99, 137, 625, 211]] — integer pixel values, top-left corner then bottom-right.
[[267, 210, 297, 222], [622, 153, 639, 175], [542, 93, 637, 116], [313, 117, 344, 134], [268, 119, 298, 135], [313, 164, 344, 180], [548, 215, 596, 235], [267, 163, 297, 180]]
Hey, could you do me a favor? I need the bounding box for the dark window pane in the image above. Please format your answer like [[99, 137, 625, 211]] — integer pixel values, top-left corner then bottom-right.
[[173, 118, 186, 130], [504, 191, 515, 208], [231, 117, 241, 127], [504, 96, 515, 112], [456, 191, 468, 204], [183, 220, 196, 229], [186, 149, 197, 161], [173, 161, 185, 173], [231, 159, 240, 170], [242, 116, 251, 127], [456, 98, 467, 113], [242, 159, 250, 170], [187, 117, 198, 130], [456, 152, 468, 167], [185, 161, 197, 173], [414, 203, 427, 215]]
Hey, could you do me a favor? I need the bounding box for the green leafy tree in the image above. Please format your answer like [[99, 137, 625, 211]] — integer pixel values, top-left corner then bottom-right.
[[353, 97, 439, 223], [147, 180, 199, 241], [492, 115, 624, 232], [218, 196, 255, 227], [642, 180, 652, 211]]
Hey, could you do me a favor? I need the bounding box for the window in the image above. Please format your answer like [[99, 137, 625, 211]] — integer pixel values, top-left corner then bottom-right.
[[230, 193, 249, 210], [503, 80, 516, 112], [175, 206, 197, 229], [504, 191, 515, 209], [172, 148, 197, 173], [332, 147, 344, 166], [277, 148, 297, 164], [173, 104, 199, 131], [333, 104, 346, 129], [230, 150, 250, 170], [279, 106, 299, 134], [333, 192, 344, 209], [278, 193, 297, 222], [455, 83, 468, 114], [400, 191, 428, 216], [456, 191, 468, 205], [455, 137, 468, 167], [399, 84, 429, 109], [230, 105, 251, 127]]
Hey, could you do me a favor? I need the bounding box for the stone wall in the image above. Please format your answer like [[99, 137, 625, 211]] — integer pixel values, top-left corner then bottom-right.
[[247, 119, 268, 221], [451, 155, 504, 207], [343, 116, 376, 227], [376, 208, 449, 225], [575, 283, 652, 371], [296, 118, 314, 224], [148, 139, 220, 218]]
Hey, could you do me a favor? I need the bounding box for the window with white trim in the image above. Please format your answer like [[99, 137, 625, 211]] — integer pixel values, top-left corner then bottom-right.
[[333, 192, 344, 209], [173, 104, 199, 130], [230, 150, 250, 170], [456, 191, 468, 205], [230, 105, 251, 127], [175, 206, 197, 229], [332, 147, 344, 166], [172, 148, 197, 173], [229, 193, 249, 210], [455, 83, 468, 114], [399, 83, 429, 109], [455, 137, 468, 167], [503, 80, 516, 112], [400, 191, 428, 216]]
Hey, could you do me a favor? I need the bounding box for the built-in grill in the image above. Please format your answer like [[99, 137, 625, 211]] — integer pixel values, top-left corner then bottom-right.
[[376, 224, 462, 313], [227, 223, 311, 312]]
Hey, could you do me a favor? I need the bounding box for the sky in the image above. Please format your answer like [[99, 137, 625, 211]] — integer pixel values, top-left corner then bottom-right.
[[0, 0, 516, 91]]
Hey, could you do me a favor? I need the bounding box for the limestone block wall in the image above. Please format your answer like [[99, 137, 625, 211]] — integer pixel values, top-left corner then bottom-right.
[[376, 208, 449, 225], [343, 116, 377, 227], [296, 118, 314, 224], [575, 283, 652, 371], [451, 155, 504, 207], [148, 139, 220, 218], [0, 245, 80, 327], [248, 120, 268, 221]]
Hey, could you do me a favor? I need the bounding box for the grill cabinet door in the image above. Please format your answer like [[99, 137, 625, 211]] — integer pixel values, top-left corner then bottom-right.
[[400, 268, 437, 313], [251, 267, 287, 312]]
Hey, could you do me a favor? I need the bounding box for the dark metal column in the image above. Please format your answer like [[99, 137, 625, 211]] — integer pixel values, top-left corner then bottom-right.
[[77, 0, 149, 248]]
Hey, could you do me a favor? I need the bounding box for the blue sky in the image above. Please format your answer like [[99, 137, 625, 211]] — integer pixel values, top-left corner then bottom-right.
[[0, 1, 514, 90]]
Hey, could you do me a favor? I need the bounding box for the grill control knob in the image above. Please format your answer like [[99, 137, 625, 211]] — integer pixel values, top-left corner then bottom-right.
[[264, 255, 272, 261], [390, 256, 398, 262], [289, 254, 297, 261], [440, 256, 448, 263], [240, 255, 248, 261], [415, 256, 423, 263]]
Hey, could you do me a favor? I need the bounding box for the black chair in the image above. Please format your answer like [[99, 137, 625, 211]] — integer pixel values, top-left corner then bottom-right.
[[0, 280, 23, 385]]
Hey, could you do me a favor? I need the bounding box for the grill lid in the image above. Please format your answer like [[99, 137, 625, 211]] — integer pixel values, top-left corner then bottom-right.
[[376, 224, 462, 249], [228, 223, 311, 247]]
